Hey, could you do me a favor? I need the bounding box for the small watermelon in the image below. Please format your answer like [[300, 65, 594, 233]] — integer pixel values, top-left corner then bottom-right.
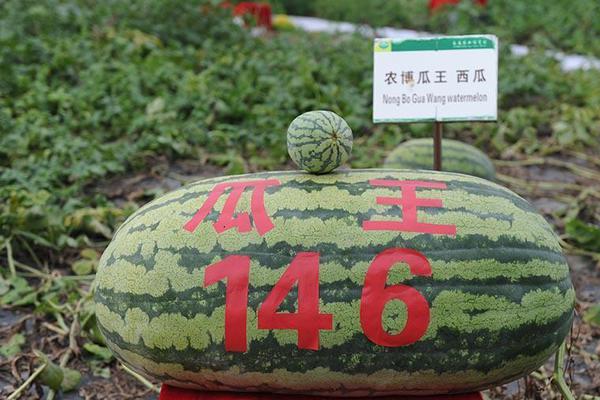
[[384, 138, 496, 180], [94, 169, 573, 396], [287, 110, 352, 174]]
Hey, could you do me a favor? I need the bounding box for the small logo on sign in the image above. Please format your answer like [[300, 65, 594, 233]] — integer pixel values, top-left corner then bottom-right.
[[375, 40, 392, 52]]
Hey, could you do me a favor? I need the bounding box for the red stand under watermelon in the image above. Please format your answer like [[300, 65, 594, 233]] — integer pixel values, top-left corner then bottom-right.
[[159, 385, 484, 400]]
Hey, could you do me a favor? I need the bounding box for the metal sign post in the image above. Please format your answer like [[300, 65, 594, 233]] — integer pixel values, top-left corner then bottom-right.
[[433, 122, 442, 171]]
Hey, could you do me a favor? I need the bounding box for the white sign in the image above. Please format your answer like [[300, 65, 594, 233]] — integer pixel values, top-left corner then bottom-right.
[[373, 35, 498, 123]]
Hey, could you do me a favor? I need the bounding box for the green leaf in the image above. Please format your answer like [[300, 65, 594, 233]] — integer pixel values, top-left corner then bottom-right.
[[34, 351, 82, 392], [225, 156, 246, 175], [80, 248, 99, 260], [0, 278, 9, 296], [565, 219, 600, 252], [83, 342, 114, 362], [61, 367, 82, 392], [12, 291, 38, 306], [85, 316, 107, 345], [88, 359, 111, 378], [0, 276, 36, 306], [583, 304, 600, 327], [14, 230, 58, 250], [0, 333, 25, 357], [146, 97, 165, 115], [88, 219, 113, 239], [71, 259, 95, 276]]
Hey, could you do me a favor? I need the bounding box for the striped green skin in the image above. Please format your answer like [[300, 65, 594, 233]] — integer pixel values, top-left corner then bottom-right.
[[94, 169, 573, 396], [287, 110, 353, 174], [384, 139, 496, 181]]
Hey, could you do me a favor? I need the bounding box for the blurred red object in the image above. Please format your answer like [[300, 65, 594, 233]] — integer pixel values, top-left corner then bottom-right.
[[160, 385, 484, 400], [226, 2, 272, 30], [429, 0, 487, 11]]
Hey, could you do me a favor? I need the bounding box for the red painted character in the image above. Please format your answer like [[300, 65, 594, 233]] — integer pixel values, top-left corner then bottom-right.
[[184, 179, 280, 236], [360, 248, 432, 347], [363, 179, 456, 236]]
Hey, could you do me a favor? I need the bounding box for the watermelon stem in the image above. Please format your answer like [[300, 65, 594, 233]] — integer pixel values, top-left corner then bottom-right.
[[552, 340, 575, 400], [4, 238, 17, 280], [121, 363, 160, 393]]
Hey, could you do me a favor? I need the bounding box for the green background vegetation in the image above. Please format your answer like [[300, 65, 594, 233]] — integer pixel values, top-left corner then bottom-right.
[[272, 0, 600, 58], [2, 0, 599, 261]]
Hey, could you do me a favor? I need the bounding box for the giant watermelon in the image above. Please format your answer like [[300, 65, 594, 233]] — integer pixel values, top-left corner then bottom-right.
[[94, 169, 573, 397], [384, 139, 496, 181]]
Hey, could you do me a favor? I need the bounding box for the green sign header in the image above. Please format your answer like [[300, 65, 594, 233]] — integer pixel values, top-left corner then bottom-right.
[[375, 36, 496, 52]]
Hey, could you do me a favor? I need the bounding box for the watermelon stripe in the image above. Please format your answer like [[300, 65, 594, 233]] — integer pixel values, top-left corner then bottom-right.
[[97, 305, 572, 375], [106, 229, 565, 265], [130, 175, 538, 226], [133, 169, 505, 198], [389, 161, 488, 176], [118, 181, 556, 242], [289, 138, 333, 147], [101, 336, 567, 396], [100, 322, 570, 386], [99, 231, 566, 282], [96, 249, 569, 297], [390, 153, 488, 164], [100, 221, 566, 271], [96, 287, 574, 353], [94, 279, 574, 325], [385, 140, 489, 155], [109, 214, 561, 261], [268, 206, 515, 224]]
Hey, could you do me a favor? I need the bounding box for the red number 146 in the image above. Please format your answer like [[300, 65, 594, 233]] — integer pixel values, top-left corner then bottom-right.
[[204, 248, 431, 352]]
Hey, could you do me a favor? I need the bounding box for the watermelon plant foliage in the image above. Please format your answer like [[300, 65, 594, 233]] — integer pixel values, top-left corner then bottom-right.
[[1, 0, 600, 260]]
